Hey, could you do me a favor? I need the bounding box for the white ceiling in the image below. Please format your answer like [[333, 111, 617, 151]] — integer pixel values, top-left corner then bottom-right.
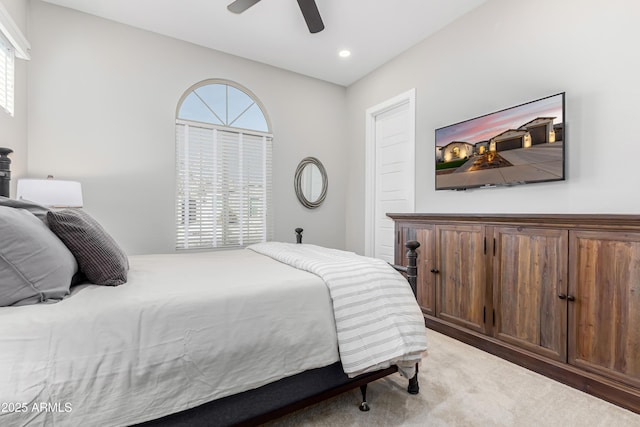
[[41, 0, 487, 86]]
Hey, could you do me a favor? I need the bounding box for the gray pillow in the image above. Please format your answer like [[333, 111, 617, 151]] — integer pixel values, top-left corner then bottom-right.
[[47, 209, 129, 286], [0, 196, 50, 224], [0, 206, 77, 307]]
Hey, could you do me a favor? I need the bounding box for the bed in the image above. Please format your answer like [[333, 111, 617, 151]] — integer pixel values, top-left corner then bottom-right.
[[0, 202, 426, 426]]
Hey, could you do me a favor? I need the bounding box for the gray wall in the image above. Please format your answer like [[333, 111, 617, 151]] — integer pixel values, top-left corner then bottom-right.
[[345, 0, 640, 253], [0, 0, 28, 196], [27, 0, 347, 254], [21, 0, 640, 256]]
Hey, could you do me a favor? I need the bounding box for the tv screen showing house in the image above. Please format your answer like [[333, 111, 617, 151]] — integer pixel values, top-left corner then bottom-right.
[[435, 93, 565, 191]]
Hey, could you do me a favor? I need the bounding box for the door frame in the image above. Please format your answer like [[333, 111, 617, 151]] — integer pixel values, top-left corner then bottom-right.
[[364, 88, 416, 258]]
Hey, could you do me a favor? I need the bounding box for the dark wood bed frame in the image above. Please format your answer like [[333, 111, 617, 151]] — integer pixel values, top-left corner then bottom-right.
[[137, 229, 422, 427]]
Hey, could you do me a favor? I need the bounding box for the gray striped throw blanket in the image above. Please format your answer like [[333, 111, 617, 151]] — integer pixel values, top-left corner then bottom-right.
[[248, 242, 427, 378]]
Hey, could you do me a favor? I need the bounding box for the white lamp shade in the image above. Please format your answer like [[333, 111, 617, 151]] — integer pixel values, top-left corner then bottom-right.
[[17, 179, 83, 208]]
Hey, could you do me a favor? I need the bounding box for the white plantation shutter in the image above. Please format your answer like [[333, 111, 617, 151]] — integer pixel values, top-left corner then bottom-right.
[[0, 32, 14, 116], [176, 120, 273, 250], [0, 2, 30, 116]]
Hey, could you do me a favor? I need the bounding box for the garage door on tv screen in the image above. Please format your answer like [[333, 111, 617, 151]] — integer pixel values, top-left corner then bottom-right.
[[435, 93, 565, 191]]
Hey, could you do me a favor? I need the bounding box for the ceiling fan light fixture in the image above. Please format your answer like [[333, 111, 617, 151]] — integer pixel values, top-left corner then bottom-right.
[[338, 49, 351, 58]]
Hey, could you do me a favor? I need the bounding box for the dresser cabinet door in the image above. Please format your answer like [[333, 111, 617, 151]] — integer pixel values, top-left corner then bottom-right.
[[415, 226, 436, 316], [493, 227, 568, 362], [569, 230, 640, 388], [436, 224, 487, 333], [396, 224, 436, 316]]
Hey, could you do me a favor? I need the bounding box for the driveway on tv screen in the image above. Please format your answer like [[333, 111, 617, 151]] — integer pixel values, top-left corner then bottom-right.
[[435, 141, 564, 190]]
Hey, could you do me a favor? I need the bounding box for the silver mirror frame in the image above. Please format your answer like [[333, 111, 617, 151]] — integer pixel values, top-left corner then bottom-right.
[[294, 157, 328, 209]]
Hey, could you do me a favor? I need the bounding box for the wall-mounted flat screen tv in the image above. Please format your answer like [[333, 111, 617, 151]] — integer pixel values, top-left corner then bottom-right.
[[435, 92, 565, 191]]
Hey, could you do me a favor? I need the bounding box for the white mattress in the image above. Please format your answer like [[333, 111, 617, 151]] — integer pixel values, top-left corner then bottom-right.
[[0, 250, 339, 427]]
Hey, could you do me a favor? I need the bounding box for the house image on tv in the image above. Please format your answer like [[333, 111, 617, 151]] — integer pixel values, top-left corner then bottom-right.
[[488, 117, 557, 152], [474, 140, 490, 155], [553, 122, 564, 142], [441, 141, 474, 163], [488, 129, 530, 152], [437, 116, 562, 165]]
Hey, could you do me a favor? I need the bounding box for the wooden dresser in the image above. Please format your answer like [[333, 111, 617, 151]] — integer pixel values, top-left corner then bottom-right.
[[388, 213, 640, 414]]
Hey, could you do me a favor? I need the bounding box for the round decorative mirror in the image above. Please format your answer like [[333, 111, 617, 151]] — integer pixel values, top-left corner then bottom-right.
[[294, 157, 328, 209]]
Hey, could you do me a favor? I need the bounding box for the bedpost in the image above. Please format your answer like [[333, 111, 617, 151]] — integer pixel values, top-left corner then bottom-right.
[[388, 241, 422, 395], [295, 228, 303, 244], [358, 385, 370, 411], [405, 240, 420, 298], [0, 147, 12, 198], [404, 240, 421, 395]]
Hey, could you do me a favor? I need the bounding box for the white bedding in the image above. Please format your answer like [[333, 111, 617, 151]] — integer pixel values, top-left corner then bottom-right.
[[249, 243, 427, 378], [0, 250, 339, 427]]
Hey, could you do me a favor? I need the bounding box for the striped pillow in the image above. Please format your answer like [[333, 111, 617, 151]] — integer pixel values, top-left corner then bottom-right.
[[47, 209, 129, 286]]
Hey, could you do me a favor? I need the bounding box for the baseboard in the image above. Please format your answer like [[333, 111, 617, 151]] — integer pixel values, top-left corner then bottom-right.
[[424, 315, 640, 415]]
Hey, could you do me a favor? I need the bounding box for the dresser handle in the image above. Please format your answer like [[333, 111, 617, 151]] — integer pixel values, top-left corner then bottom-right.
[[430, 269, 439, 274]]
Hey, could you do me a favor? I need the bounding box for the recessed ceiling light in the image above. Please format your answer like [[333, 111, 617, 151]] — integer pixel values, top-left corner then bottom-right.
[[338, 49, 351, 58]]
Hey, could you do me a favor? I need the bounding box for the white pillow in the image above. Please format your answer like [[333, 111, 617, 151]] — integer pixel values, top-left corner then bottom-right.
[[0, 206, 78, 306]]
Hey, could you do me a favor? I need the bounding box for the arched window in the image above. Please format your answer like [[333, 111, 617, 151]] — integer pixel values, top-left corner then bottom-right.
[[175, 80, 273, 250]]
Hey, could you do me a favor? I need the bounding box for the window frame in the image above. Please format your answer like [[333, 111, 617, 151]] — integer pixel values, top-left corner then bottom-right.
[[0, 31, 14, 116], [175, 79, 273, 251], [175, 79, 272, 133], [0, 2, 30, 117]]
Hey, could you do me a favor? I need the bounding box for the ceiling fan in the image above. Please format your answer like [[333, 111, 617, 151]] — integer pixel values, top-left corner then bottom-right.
[[227, 0, 325, 34]]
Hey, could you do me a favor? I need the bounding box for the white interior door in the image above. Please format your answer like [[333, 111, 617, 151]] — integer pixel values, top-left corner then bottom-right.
[[365, 89, 415, 262]]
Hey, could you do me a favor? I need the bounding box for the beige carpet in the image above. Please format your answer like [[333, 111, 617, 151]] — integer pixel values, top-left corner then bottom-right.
[[268, 329, 640, 426]]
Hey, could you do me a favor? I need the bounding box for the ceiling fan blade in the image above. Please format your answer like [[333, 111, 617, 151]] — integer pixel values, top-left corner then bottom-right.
[[227, 0, 262, 14], [296, 0, 324, 33]]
